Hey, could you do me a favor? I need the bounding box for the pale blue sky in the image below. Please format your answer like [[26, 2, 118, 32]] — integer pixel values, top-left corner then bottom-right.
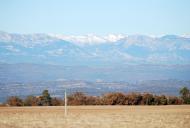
[[0, 0, 190, 35]]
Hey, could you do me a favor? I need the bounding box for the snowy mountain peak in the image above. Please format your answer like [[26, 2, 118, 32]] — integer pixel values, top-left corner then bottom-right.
[[48, 34, 126, 45], [0, 31, 190, 65]]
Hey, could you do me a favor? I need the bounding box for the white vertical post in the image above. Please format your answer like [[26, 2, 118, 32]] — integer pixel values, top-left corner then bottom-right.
[[64, 89, 67, 116]]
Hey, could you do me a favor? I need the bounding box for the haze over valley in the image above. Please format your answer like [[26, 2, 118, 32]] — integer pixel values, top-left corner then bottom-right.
[[0, 32, 190, 101]]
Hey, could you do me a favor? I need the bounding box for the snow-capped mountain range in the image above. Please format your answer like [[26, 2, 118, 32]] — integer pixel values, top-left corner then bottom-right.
[[0, 31, 190, 65]]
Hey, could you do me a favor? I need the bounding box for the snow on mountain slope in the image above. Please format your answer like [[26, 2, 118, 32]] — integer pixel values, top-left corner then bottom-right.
[[0, 31, 190, 65]]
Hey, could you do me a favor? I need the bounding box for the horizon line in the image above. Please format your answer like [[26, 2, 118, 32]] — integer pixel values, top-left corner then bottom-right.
[[1, 30, 190, 38]]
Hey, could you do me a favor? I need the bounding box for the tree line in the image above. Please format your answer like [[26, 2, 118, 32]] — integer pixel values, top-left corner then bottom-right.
[[4, 87, 190, 106]]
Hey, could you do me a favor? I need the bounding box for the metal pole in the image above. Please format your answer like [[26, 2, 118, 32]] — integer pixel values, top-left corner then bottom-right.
[[65, 89, 67, 116]]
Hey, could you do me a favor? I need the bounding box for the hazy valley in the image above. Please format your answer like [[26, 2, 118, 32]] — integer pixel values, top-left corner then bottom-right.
[[0, 32, 190, 102]]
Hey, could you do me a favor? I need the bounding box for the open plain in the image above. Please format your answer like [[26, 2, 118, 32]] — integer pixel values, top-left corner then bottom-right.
[[0, 105, 190, 128]]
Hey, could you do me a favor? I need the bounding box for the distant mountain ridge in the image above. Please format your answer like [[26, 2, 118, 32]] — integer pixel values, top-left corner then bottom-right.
[[0, 31, 190, 83], [0, 31, 190, 65], [0, 32, 190, 101]]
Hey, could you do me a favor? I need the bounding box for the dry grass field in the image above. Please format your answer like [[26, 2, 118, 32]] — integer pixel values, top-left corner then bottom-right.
[[0, 105, 190, 128]]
